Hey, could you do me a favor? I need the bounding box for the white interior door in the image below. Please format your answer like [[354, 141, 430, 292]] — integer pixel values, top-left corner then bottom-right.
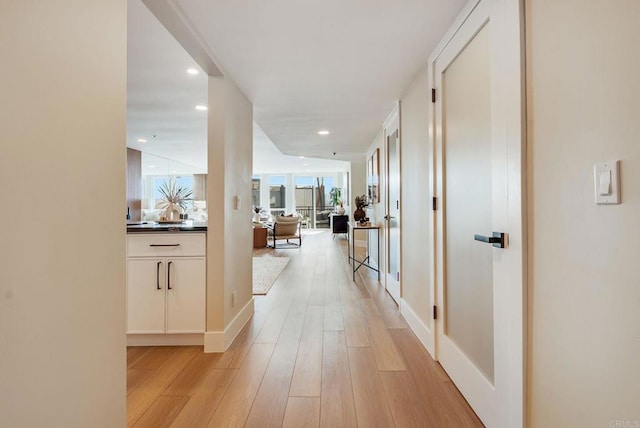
[[386, 124, 401, 304], [432, 1, 525, 427]]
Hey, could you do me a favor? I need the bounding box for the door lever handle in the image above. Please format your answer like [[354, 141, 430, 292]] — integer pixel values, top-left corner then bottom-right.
[[474, 232, 506, 249]]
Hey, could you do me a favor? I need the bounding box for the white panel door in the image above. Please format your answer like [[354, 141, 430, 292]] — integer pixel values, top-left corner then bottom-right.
[[432, 0, 526, 427], [165, 257, 206, 333], [444, 22, 495, 384], [126, 258, 165, 334]]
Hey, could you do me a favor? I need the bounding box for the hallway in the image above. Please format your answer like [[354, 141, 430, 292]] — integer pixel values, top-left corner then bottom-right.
[[126, 231, 483, 427]]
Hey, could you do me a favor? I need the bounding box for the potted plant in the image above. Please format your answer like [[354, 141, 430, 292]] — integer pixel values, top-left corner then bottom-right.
[[253, 206, 263, 223], [158, 179, 193, 221], [329, 187, 345, 214]]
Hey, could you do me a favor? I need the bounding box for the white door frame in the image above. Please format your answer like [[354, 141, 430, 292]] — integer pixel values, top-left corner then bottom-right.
[[429, 0, 527, 427], [383, 105, 401, 303]]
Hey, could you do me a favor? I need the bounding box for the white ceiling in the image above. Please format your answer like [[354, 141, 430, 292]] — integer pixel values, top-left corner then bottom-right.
[[127, 0, 208, 171], [170, 0, 467, 160], [128, 0, 467, 170], [128, 0, 348, 173], [253, 123, 349, 175]]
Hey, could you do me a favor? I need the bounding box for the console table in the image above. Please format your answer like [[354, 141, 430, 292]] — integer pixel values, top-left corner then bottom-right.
[[347, 222, 381, 282]]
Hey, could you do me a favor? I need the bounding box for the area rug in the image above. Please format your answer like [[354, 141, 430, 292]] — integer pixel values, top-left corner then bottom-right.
[[253, 256, 290, 295]]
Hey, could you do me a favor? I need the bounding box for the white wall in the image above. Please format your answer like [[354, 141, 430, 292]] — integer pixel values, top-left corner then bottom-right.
[[399, 65, 432, 325], [350, 158, 367, 207], [365, 130, 386, 269], [206, 76, 254, 336], [223, 79, 254, 327], [0, 1, 127, 426], [206, 76, 226, 332], [366, 129, 386, 225], [527, 0, 640, 426]]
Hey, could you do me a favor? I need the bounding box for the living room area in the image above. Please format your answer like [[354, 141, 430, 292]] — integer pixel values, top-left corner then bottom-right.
[[250, 171, 351, 250], [251, 123, 352, 250]]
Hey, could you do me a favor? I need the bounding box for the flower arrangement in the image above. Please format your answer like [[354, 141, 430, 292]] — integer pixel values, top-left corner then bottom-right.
[[158, 179, 193, 210], [252, 206, 263, 223], [355, 194, 369, 210]]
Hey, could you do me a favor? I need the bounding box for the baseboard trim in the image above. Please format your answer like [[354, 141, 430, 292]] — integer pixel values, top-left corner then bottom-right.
[[127, 333, 204, 347], [368, 257, 379, 271], [400, 298, 435, 359], [204, 297, 254, 353], [223, 297, 255, 350]]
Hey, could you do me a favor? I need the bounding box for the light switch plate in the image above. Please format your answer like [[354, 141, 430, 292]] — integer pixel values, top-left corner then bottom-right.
[[594, 161, 621, 204]]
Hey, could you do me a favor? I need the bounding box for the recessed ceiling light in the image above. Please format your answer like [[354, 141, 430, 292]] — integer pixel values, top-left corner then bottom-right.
[[195, 105, 208, 111], [137, 138, 147, 143], [298, 156, 305, 159], [303, 163, 309, 166], [186, 68, 199, 75], [318, 130, 330, 135]]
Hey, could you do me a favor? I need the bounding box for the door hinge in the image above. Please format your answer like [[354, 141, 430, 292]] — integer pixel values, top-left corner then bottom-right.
[[433, 305, 438, 320], [431, 88, 436, 103], [432, 197, 437, 211], [396, 272, 400, 282]]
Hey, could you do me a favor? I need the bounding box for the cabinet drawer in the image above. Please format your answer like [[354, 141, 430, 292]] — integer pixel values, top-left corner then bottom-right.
[[127, 233, 206, 257]]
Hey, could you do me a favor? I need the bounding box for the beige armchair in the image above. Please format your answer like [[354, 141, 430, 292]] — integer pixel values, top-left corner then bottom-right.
[[268, 215, 302, 249]]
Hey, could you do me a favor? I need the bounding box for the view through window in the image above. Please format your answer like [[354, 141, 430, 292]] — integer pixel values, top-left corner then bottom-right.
[[269, 176, 286, 216]]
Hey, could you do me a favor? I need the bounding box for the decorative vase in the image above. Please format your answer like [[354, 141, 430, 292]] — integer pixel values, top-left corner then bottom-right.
[[253, 212, 261, 223], [337, 205, 346, 215], [353, 208, 365, 221], [165, 203, 182, 221]]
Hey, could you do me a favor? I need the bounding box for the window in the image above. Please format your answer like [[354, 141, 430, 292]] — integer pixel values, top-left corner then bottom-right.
[[143, 175, 195, 210], [152, 176, 194, 203], [252, 176, 260, 207], [295, 176, 314, 226], [269, 176, 286, 212]]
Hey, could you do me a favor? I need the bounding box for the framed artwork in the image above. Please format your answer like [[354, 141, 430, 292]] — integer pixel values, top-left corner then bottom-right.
[[372, 148, 379, 204], [367, 156, 373, 203], [367, 148, 380, 204], [345, 171, 350, 208]]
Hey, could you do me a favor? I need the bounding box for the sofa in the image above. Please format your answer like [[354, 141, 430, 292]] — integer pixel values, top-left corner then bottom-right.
[[315, 210, 332, 228]]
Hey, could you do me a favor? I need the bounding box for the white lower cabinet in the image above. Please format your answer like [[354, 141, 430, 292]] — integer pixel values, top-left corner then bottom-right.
[[126, 233, 206, 335]]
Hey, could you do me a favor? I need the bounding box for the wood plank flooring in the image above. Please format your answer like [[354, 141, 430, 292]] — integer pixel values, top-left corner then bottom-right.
[[127, 231, 483, 427]]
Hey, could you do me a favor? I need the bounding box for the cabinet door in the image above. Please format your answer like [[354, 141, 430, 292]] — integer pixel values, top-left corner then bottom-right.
[[127, 258, 166, 333], [165, 258, 206, 333]]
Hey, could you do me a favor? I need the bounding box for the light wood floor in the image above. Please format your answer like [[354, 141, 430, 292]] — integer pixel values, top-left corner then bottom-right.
[[127, 230, 483, 427]]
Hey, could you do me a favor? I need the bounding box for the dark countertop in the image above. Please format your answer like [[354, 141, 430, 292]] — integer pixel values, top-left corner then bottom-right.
[[126, 221, 207, 233]]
